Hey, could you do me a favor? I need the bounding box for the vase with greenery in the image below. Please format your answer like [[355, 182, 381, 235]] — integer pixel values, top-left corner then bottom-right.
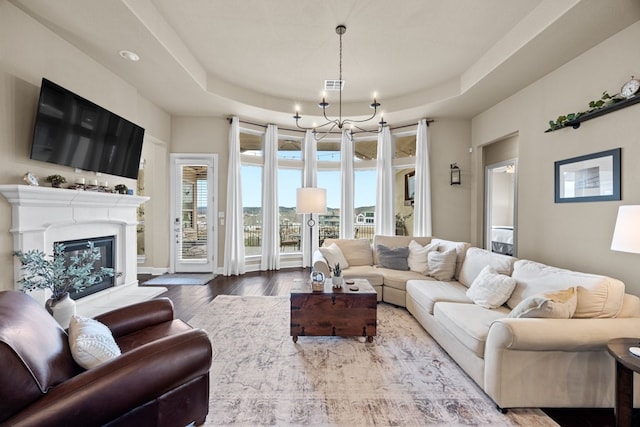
[[114, 184, 128, 194], [14, 241, 116, 306], [45, 174, 66, 188]]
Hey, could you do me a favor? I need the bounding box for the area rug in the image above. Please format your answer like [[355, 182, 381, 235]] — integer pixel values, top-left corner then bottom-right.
[[143, 273, 216, 285], [189, 295, 558, 426]]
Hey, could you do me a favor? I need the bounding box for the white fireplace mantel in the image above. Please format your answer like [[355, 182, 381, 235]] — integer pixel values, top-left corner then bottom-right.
[[0, 184, 165, 317]]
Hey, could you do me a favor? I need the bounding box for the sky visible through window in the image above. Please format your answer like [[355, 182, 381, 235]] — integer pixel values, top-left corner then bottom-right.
[[241, 167, 376, 209]]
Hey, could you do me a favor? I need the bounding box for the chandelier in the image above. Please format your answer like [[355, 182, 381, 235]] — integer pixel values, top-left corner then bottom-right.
[[293, 25, 386, 140]]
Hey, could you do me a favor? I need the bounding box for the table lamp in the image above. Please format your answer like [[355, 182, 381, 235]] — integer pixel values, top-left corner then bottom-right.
[[611, 205, 640, 254], [296, 187, 327, 266]]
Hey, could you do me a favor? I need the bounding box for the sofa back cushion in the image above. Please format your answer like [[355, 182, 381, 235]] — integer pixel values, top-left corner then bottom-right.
[[458, 247, 518, 288], [508, 260, 625, 318], [373, 235, 432, 265], [0, 291, 80, 422], [322, 238, 373, 266], [430, 239, 471, 280]]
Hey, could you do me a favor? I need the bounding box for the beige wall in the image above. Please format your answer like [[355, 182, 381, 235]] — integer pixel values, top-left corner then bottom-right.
[[0, 2, 171, 290], [472, 20, 640, 295]]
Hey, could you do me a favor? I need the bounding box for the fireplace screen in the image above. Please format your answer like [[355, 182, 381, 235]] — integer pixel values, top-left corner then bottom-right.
[[57, 235, 116, 300]]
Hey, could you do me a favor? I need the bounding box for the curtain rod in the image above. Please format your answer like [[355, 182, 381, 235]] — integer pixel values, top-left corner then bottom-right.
[[227, 117, 433, 133]]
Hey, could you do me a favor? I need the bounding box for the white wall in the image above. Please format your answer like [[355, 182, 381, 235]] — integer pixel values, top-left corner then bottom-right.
[[472, 20, 640, 295]]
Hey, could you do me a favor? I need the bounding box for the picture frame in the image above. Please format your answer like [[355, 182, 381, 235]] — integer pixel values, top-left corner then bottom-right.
[[404, 171, 415, 201], [554, 148, 621, 203]]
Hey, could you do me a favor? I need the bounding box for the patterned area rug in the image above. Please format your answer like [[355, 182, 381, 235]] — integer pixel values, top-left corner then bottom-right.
[[190, 295, 558, 426], [142, 273, 216, 285]]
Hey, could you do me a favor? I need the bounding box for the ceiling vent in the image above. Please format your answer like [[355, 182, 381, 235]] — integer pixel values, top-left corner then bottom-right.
[[324, 79, 344, 91]]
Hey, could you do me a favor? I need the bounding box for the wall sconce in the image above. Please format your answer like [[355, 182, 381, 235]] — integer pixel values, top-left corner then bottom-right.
[[450, 163, 461, 185]]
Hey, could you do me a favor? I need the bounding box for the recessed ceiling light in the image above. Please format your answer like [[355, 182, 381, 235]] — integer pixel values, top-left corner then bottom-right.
[[119, 50, 140, 61]]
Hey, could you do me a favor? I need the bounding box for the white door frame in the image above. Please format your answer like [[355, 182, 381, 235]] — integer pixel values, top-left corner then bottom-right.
[[169, 153, 218, 273]]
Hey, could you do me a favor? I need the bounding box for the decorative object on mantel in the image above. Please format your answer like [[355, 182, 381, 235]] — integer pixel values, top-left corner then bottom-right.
[[23, 172, 39, 186], [14, 241, 116, 327], [546, 75, 640, 132], [45, 174, 67, 188], [114, 184, 128, 194], [331, 263, 343, 288]]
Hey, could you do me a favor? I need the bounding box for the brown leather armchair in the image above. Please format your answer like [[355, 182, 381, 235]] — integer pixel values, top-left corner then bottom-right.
[[0, 291, 212, 426]]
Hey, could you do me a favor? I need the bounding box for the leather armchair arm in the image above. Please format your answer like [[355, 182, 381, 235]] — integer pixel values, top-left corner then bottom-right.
[[3, 328, 212, 427], [95, 297, 175, 338]]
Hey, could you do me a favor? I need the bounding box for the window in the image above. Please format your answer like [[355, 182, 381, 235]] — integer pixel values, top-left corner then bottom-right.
[[354, 169, 376, 241]]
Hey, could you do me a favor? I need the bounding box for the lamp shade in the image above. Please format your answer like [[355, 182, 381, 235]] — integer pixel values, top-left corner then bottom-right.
[[296, 188, 327, 214], [611, 205, 640, 254]]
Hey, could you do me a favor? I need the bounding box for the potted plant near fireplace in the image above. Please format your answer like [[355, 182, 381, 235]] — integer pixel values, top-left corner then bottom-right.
[[14, 241, 116, 327]]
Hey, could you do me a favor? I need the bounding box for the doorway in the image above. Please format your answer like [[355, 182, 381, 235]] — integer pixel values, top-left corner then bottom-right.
[[485, 159, 517, 256], [170, 154, 218, 273]]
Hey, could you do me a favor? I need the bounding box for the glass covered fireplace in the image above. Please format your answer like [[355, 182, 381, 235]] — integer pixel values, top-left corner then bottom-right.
[[58, 235, 116, 300]]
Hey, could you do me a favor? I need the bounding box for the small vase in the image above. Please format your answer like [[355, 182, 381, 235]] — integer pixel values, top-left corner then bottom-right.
[[332, 276, 343, 288], [47, 293, 76, 329]]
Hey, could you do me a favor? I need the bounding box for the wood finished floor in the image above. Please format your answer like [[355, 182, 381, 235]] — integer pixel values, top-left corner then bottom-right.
[[138, 268, 617, 427]]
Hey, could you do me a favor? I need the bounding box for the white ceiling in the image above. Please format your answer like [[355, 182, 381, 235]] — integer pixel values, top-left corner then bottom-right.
[[11, 0, 640, 128]]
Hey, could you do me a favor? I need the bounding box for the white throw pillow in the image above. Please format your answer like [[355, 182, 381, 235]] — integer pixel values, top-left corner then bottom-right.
[[319, 243, 350, 270], [427, 249, 457, 281], [466, 265, 517, 309], [508, 287, 577, 319], [68, 315, 121, 369], [458, 247, 517, 287], [407, 240, 438, 275]]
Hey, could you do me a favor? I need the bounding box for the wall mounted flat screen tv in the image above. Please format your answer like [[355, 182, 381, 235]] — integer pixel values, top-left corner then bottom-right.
[[30, 78, 145, 180]]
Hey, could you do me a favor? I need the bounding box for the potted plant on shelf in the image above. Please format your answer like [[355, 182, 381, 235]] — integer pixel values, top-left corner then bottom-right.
[[114, 184, 128, 194], [14, 241, 116, 327], [45, 174, 66, 188], [332, 263, 343, 288]]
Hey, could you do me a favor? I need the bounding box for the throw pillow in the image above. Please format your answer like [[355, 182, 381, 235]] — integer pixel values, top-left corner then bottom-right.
[[68, 315, 121, 369], [465, 265, 517, 309], [407, 240, 438, 275], [508, 287, 577, 319], [376, 244, 409, 271], [427, 249, 457, 281], [319, 243, 350, 270]]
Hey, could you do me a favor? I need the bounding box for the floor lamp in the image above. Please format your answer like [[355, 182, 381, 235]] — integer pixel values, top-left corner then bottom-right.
[[296, 187, 327, 266], [611, 206, 640, 255]]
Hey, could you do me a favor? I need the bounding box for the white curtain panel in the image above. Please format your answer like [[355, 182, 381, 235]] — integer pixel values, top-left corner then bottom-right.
[[340, 130, 354, 239], [413, 119, 433, 236], [375, 126, 394, 236], [260, 124, 280, 270], [223, 117, 246, 276], [302, 130, 318, 267]]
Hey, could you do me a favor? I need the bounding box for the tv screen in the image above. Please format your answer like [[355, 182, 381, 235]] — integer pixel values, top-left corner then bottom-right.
[[30, 78, 145, 180]]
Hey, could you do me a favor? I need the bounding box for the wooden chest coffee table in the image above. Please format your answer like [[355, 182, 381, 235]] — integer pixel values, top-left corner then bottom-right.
[[290, 278, 377, 343]]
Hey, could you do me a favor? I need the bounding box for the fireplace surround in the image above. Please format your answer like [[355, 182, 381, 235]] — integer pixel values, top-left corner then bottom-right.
[[0, 184, 165, 317]]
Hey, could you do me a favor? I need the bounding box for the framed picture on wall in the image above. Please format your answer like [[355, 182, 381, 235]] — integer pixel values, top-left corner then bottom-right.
[[404, 171, 415, 201], [554, 148, 621, 203]]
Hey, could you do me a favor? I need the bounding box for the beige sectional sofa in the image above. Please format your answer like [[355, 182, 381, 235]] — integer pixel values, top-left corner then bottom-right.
[[312, 234, 640, 410]]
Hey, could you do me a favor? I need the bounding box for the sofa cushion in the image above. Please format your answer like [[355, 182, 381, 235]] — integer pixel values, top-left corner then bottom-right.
[[458, 247, 517, 288], [431, 238, 471, 279], [427, 249, 457, 281], [408, 240, 438, 275], [373, 235, 432, 265], [323, 238, 372, 266], [376, 244, 409, 270], [434, 302, 510, 358], [375, 268, 433, 291], [319, 243, 350, 270], [343, 265, 384, 286], [508, 260, 625, 318], [406, 279, 471, 315], [68, 315, 121, 369], [466, 265, 517, 309], [508, 287, 577, 319]]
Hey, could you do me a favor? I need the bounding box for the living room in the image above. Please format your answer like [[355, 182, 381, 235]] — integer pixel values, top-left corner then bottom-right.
[[2, 0, 640, 424]]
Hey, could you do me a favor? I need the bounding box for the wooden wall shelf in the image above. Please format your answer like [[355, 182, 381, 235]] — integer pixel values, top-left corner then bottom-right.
[[545, 95, 640, 132]]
